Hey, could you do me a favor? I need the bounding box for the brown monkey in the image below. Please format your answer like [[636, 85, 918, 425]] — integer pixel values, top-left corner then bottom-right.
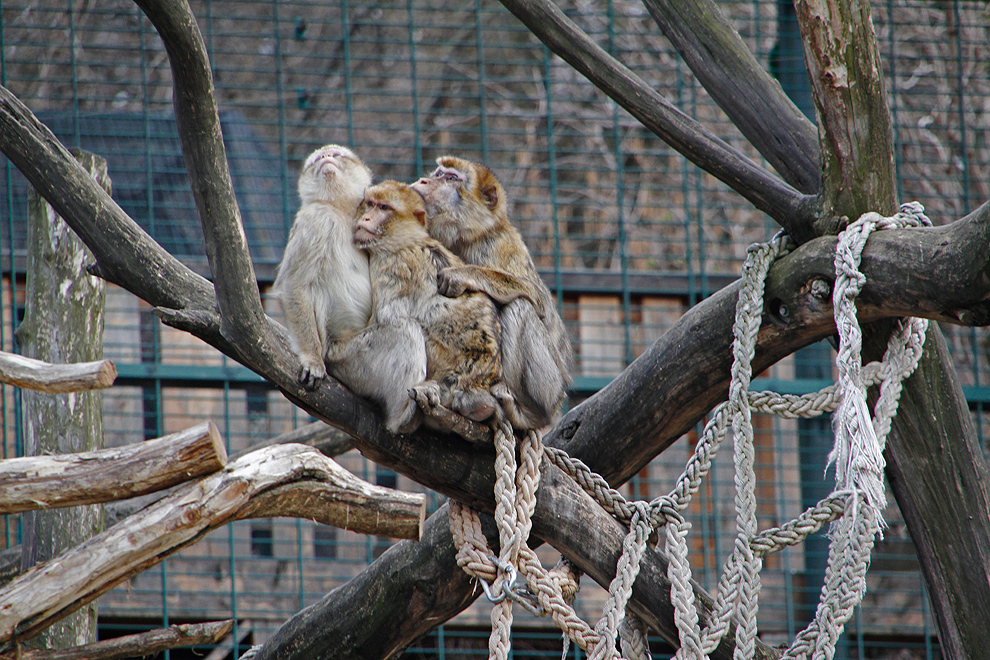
[[352, 180, 504, 425], [273, 144, 374, 389], [410, 156, 573, 430]]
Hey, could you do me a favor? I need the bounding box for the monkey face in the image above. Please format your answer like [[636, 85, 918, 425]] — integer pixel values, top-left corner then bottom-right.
[[353, 198, 390, 248], [409, 164, 464, 219], [354, 181, 429, 250], [298, 144, 372, 205]]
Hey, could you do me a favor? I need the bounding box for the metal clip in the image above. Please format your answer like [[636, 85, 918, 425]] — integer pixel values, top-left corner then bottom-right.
[[480, 555, 517, 604]]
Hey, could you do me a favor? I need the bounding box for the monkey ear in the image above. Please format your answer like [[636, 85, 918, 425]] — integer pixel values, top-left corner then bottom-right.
[[480, 182, 499, 212], [414, 209, 427, 227]]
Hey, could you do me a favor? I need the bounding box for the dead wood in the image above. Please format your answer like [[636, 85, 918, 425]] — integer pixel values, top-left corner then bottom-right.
[[0, 351, 116, 394], [495, 0, 816, 236], [0, 421, 226, 514], [639, 0, 820, 195], [0, 620, 234, 660], [0, 444, 425, 644], [230, 421, 353, 460]]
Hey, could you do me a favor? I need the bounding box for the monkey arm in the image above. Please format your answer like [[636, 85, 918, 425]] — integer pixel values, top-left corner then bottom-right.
[[276, 286, 327, 389], [437, 264, 542, 312]]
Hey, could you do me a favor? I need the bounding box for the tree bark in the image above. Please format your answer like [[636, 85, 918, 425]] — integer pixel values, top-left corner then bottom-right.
[[795, 2, 990, 658], [13, 151, 108, 651], [496, 0, 816, 235], [0, 422, 226, 514], [640, 0, 820, 195]]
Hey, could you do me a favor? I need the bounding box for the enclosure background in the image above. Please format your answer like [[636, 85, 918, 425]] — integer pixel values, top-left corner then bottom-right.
[[2, 0, 989, 658]]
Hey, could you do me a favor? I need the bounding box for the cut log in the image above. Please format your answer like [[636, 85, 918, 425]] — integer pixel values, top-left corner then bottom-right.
[[230, 420, 352, 460], [0, 421, 226, 514], [0, 620, 233, 660], [0, 351, 116, 393]]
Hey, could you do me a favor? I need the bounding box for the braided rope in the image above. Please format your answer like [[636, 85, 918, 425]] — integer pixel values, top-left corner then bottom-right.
[[447, 204, 930, 660]]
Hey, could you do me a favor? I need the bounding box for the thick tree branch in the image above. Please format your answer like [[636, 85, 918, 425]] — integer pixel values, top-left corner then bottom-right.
[[795, 0, 896, 233], [0, 88, 214, 314], [640, 0, 820, 195], [496, 0, 817, 237], [132, 0, 272, 360]]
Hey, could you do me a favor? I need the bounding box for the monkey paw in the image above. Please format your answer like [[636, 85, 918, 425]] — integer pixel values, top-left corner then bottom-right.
[[298, 360, 327, 391], [409, 381, 443, 412], [436, 268, 469, 298], [410, 381, 493, 444]]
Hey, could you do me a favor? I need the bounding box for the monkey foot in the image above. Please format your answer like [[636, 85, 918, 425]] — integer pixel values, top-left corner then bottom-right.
[[410, 385, 493, 445]]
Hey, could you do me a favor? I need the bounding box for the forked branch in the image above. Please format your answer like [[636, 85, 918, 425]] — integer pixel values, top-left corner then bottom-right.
[[497, 0, 817, 237]]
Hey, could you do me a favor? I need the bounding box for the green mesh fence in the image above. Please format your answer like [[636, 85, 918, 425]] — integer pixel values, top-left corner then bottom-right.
[[2, 1, 988, 658]]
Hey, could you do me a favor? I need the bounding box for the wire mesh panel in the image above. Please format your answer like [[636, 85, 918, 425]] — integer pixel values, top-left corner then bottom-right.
[[1, 1, 988, 658]]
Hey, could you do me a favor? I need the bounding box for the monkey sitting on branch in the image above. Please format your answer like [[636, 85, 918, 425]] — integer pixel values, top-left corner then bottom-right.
[[411, 157, 573, 431], [274, 145, 427, 434], [345, 180, 515, 435], [273, 144, 375, 390]]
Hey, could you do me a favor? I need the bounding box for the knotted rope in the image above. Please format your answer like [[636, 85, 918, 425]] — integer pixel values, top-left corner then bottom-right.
[[449, 203, 931, 660]]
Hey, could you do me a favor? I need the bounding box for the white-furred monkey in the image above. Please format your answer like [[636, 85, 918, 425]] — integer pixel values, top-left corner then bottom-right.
[[273, 144, 374, 389], [349, 180, 506, 426], [410, 156, 573, 430]]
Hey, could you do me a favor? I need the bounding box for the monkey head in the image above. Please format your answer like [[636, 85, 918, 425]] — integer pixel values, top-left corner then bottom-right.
[[409, 156, 508, 248], [353, 180, 429, 251], [298, 144, 373, 207]]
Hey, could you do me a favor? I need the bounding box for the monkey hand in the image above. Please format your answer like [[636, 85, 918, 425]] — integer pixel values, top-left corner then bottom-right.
[[436, 267, 471, 299], [410, 380, 443, 410], [297, 356, 327, 390]]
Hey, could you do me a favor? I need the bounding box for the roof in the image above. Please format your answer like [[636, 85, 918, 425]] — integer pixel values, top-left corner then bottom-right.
[[1, 110, 290, 272]]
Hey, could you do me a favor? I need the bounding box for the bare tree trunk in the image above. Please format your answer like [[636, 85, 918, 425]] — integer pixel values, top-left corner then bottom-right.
[[795, 2, 990, 657], [13, 151, 109, 649]]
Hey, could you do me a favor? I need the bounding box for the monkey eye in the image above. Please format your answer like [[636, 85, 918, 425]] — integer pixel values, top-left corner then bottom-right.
[[443, 172, 461, 182], [378, 203, 392, 212]]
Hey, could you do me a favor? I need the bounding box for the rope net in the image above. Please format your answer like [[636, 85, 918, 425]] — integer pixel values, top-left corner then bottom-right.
[[450, 203, 933, 660]]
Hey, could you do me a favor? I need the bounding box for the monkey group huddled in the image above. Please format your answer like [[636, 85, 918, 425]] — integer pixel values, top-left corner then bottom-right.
[[275, 145, 572, 436]]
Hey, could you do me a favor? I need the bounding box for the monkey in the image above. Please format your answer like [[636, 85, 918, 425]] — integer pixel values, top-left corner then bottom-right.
[[349, 179, 505, 426], [410, 156, 573, 430], [272, 144, 374, 390]]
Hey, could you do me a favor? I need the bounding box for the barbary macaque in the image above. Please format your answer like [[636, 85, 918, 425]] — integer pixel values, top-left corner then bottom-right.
[[410, 156, 573, 430], [273, 144, 374, 389], [350, 180, 505, 425]]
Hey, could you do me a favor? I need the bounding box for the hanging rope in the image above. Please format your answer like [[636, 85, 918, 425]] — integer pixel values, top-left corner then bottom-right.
[[448, 203, 932, 660]]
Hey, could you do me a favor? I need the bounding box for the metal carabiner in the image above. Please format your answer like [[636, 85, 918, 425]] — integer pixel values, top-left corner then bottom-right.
[[480, 555, 518, 604]]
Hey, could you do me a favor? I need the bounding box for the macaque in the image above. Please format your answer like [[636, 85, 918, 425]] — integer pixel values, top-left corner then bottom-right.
[[351, 180, 505, 425], [410, 156, 573, 430], [273, 144, 374, 389]]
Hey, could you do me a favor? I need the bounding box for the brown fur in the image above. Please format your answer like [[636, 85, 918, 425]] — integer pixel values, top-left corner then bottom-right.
[[410, 157, 573, 430], [355, 180, 504, 425]]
